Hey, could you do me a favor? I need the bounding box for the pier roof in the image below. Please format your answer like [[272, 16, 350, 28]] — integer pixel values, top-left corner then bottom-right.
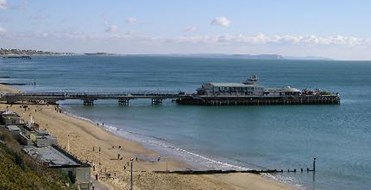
[[265, 86, 301, 92], [209, 83, 254, 88]]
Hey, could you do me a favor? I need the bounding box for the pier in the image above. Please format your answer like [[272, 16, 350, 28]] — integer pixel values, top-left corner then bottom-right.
[[0, 91, 340, 106], [0, 91, 184, 105]]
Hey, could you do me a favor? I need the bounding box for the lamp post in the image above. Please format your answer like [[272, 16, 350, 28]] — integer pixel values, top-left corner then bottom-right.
[[98, 147, 101, 165], [166, 159, 168, 172], [67, 133, 70, 152], [130, 158, 134, 190]]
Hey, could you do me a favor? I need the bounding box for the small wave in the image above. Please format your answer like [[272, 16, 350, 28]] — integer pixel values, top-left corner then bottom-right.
[[104, 128, 251, 171], [63, 110, 99, 124], [263, 174, 304, 190], [62, 108, 120, 132]]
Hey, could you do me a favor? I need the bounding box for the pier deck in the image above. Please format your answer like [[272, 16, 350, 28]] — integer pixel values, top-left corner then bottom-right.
[[0, 91, 184, 105], [0, 91, 340, 106]]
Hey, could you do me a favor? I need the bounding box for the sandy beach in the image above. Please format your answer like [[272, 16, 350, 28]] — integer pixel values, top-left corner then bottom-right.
[[0, 84, 295, 190]]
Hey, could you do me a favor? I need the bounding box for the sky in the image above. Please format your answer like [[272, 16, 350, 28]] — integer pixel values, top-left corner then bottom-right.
[[1, 0, 371, 60]]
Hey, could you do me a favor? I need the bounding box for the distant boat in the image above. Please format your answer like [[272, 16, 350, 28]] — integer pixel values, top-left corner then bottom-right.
[[2, 55, 32, 59], [176, 75, 340, 105], [84, 52, 113, 56]]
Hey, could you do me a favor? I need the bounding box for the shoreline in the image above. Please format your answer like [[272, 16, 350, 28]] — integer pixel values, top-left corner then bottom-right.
[[60, 104, 192, 169], [0, 84, 296, 190], [62, 105, 251, 171]]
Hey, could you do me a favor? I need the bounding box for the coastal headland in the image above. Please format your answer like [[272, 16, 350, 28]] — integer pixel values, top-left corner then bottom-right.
[[0, 84, 295, 190]]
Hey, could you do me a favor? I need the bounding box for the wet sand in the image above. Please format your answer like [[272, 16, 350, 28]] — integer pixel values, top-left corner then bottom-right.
[[0, 84, 295, 190]]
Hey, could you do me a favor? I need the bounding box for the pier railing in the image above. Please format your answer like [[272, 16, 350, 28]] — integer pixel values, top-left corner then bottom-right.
[[0, 91, 186, 105]]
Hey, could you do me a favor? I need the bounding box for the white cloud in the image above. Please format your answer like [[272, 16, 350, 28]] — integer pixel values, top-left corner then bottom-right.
[[0, 0, 7, 9], [103, 19, 119, 33], [2, 29, 371, 59], [211, 17, 231, 27], [184, 26, 197, 32], [105, 25, 118, 33], [176, 35, 215, 43], [4, 29, 368, 48], [271, 35, 302, 44], [126, 17, 137, 24], [0, 27, 6, 34], [210, 33, 369, 46]]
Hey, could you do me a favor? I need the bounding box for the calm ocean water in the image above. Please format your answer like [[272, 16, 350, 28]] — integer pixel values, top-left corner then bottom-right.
[[1, 56, 370, 190]]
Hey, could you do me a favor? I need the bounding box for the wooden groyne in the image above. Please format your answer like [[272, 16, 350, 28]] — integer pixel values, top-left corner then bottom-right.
[[154, 168, 314, 175], [154, 158, 317, 175], [0, 82, 36, 86]]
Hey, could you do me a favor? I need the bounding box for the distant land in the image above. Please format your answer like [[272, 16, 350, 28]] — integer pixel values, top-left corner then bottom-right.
[[154, 53, 333, 60], [0, 48, 332, 60], [179, 53, 285, 60], [0, 48, 72, 56], [284, 56, 333, 60]]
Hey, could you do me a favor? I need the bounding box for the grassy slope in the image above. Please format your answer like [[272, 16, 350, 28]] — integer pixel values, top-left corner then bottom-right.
[[0, 129, 77, 190]]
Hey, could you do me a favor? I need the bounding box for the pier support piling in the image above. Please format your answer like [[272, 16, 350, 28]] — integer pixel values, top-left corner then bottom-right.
[[83, 99, 94, 106], [118, 99, 130, 106], [152, 98, 163, 105]]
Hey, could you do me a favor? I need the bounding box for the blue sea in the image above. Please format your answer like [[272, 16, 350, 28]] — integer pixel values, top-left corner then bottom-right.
[[1, 56, 370, 190]]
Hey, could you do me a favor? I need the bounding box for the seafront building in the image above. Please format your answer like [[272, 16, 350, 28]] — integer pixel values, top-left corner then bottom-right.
[[5, 125, 21, 137], [0, 110, 24, 126], [0, 110, 92, 190], [29, 128, 58, 147], [23, 145, 92, 190]]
